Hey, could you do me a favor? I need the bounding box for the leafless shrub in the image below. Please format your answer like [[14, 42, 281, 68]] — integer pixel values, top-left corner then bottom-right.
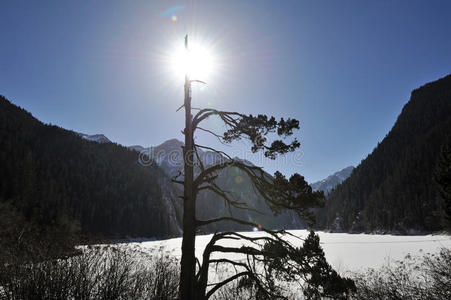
[[0, 246, 179, 300], [352, 247, 451, 300]]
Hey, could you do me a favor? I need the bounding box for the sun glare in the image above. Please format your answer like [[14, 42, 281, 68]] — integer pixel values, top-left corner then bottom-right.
[[169, 41, 215, 81]]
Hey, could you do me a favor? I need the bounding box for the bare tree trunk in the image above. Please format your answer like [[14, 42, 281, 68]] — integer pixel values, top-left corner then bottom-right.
[[180, 75, 197, 300]]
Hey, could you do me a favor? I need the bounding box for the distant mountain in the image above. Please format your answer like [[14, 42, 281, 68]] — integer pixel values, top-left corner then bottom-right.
[[128, 138, 224, 175], [128, 139, 306, 231], [0, 95, 182, 241], [317, 74, 451, 233], [128, 145, 146, 152], [311, 166, 354, 195], [77, 133, 112, 144]]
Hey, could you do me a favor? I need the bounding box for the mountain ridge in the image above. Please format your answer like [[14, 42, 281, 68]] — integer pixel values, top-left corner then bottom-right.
[[310, 166, 354, 195], [316, 74, 451, 233], [0, 95, 182, 240]]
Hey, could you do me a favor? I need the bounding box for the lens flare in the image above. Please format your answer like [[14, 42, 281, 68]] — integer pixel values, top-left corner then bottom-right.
[[161, 6, 184, 17]]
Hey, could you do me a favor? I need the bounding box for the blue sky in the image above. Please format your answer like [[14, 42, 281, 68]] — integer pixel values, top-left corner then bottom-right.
[[1, 0, 451, 183]]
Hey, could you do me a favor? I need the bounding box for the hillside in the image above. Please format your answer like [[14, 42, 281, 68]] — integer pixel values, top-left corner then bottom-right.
[[317, 74, 451, 233], [0, 95, 182, 242], [0, 95, 306, 248]]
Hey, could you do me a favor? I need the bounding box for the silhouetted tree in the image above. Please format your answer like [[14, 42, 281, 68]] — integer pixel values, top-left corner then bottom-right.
[[176, 35, 354, 300]]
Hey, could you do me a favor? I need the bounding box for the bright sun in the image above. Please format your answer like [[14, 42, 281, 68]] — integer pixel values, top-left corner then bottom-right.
[[169, 41, 215, 80]]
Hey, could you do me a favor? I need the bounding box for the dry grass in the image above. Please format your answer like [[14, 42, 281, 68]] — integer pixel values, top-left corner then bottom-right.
[[352, 247, 451, 300], [0, 246, 179, 300]]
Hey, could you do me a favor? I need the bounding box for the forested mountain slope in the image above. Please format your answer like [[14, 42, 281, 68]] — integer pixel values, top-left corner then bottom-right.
[[0, 95, 305, 246], [317, 74, 451, 233], [0, 95, 182, 240]]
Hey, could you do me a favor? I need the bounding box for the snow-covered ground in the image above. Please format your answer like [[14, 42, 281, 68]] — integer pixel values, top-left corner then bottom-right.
[[113, 230, 451, 273]]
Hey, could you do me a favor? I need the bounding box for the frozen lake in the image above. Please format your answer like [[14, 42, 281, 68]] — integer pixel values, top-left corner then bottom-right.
[[114, 230, 451, 273]]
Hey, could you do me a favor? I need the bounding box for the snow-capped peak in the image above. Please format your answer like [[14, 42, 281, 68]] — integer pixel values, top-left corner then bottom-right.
[[78, 133, 112, 144], [310, 166, 354, 195]]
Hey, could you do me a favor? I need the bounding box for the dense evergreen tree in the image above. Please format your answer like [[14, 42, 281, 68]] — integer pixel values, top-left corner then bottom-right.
[[435, 137, 451, 230], [317, 74, 451, 233]]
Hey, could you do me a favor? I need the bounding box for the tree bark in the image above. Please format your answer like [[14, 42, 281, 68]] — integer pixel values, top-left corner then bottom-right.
[[180, 74, 197, 300]]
